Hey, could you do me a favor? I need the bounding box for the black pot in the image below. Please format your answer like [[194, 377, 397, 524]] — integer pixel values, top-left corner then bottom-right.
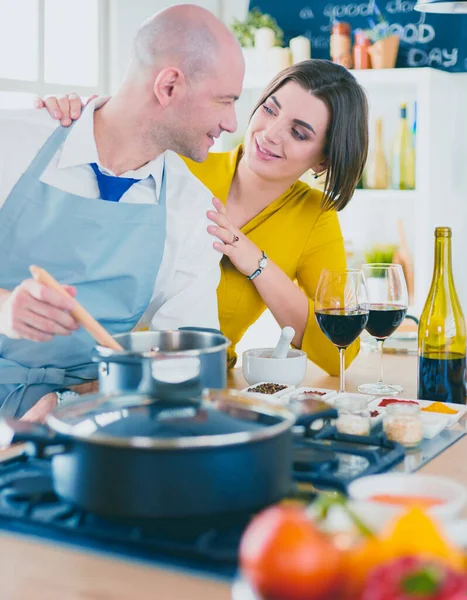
[[0, 390, 334, 520], [93, 328, 230, 398]]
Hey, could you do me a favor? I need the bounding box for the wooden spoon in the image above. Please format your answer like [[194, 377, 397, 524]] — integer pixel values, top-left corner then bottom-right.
[[29, 265, 123, 351]]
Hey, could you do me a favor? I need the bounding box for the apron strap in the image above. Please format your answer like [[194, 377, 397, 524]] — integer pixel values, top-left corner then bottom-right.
[[23, 124, 75, 181], [0, 364, 97, 386], [0, 363, 98, 418]]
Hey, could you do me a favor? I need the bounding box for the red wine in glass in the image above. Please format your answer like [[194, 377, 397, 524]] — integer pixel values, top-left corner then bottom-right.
[[316, 309, 369, 348], [358, 264, 409, 395], [315, 269, 369, 394], [366, 304, 407, 340]]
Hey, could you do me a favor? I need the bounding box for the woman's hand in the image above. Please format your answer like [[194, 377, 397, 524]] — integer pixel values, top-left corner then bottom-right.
[[34, 93, 96, 126], [207, 198, 263, 278]]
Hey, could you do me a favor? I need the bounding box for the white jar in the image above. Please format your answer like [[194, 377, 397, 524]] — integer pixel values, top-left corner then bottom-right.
[[335, 396, 370, 436], [383, 403, 423, 448]]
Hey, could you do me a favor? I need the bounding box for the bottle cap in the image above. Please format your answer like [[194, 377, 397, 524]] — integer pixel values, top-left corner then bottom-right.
[[355, 30, 371, 46], [332, 22, 351, 35], [435, 227, 452, 238]]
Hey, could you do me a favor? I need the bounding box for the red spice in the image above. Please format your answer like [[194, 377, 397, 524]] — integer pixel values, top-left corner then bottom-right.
[[378, 398, 419, 408], [303, 390, 326, 396], [370, 410, 380, 418]]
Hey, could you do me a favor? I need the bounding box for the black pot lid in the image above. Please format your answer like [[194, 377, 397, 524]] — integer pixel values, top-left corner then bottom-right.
[[46, 390, 295, 449]]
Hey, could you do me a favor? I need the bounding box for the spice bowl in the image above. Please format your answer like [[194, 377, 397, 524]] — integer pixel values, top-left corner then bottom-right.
[[347, 473, 467, 531], [242, 348, 308, 386], [287, 387, 337, 404], [368, 397, 452, 440], [242, 381, 295, 401]]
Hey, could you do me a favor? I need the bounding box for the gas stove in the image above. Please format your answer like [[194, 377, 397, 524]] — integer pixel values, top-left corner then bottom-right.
[[0, 424, 461, 580]]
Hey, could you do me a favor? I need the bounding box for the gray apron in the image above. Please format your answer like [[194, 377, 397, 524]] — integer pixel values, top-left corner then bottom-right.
[[0, 124, 167, 416]]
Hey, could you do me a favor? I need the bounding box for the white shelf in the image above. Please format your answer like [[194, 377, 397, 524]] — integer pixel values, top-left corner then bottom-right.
[[353, 189, 418, 201], [243, 67, 448, 92], [351, 67, 442, 88]]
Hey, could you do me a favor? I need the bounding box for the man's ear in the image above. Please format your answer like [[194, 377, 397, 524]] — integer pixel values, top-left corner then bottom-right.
[[153, 67, 186, 107]]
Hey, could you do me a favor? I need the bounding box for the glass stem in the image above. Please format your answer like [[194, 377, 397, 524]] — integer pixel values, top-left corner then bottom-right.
[[339, 347, 346, 393], [377, 339, 385, 384]]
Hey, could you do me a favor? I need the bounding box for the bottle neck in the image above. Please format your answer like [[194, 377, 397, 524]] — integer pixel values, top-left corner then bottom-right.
[[375, 120, 383, 147], [433, 235, 452, 282]]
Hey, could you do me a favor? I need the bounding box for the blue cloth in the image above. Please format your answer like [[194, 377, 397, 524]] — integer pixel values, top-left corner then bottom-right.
[[0, 124, 167, 417], [89, 163, 145, 202]]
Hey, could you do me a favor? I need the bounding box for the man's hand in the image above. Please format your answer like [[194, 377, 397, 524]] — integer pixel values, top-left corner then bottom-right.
[[0, 279, 80, 342], [20, 381, 98, 423], [71, 380, 99, 395], [21, 393, 58, 423]]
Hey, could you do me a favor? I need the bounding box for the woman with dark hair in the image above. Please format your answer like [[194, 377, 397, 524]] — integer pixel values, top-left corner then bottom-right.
[[39, 59, 369, 375]]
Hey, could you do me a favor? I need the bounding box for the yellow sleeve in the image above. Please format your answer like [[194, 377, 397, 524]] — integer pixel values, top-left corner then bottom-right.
[[295, 208, 359, 376]]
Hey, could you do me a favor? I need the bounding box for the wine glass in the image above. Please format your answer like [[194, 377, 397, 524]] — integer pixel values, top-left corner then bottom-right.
[[358, 263, 409, 395], [315, 269, 369, 394]]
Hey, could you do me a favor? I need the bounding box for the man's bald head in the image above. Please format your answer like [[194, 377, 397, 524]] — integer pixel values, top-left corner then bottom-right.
[[131, 4, 241, 81], [117, 5, 244, 163]]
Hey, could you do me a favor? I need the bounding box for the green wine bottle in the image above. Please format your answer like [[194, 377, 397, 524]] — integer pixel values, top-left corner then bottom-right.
[[418, 227, 467, 404], [392, 103, 415, 190]]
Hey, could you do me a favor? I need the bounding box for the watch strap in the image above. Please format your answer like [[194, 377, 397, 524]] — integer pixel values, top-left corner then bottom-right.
[[247, 251, 268, 281]]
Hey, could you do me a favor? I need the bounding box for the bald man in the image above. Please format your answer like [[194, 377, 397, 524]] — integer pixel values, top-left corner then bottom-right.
[[0, 5, 244, 420]]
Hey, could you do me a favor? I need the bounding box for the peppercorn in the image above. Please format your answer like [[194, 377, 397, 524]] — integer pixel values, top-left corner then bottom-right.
[[248, 383, 288, 394]]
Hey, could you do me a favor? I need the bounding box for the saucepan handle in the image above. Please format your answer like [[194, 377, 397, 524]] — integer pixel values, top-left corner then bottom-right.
[[295, 408, 338, 430], [0, 418, 70, 454]]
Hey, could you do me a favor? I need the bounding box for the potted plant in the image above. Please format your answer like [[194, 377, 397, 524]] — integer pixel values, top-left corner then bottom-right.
[[364, 4, 400, 69], [230, 7, 283, 49]]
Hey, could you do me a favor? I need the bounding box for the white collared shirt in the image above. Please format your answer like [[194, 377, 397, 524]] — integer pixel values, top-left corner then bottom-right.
[[0, 100, 220, 331]]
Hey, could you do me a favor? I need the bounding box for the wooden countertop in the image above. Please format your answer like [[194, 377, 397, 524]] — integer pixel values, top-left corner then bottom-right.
[[1, 351, 465, 600]]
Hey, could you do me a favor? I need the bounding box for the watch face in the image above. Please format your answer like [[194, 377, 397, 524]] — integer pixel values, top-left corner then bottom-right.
[[259, 257, 267, 269], [57, 390, 79, 404]]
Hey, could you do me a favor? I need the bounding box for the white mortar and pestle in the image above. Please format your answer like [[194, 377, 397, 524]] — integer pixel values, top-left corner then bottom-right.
[[242, 326, 308, 386]]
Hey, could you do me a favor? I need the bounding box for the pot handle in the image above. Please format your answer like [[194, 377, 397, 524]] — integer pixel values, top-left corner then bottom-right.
[[90, 348, 142, 365], [179, 326, 225, 336], [0, 418, 69, 454]]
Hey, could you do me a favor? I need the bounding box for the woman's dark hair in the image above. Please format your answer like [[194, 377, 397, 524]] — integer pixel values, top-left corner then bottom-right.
[[250, 59, 369, 211]]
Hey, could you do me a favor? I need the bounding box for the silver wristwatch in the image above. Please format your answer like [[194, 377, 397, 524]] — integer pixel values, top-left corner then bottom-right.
[[55, 388, 80, 406], [247, 251, 268, 281]]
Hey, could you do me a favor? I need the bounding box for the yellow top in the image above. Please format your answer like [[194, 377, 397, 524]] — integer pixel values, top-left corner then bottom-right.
[[183, 146, 359, 374]]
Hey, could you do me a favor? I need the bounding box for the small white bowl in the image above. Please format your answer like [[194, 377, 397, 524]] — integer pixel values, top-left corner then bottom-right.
[[242, 348, 308, 386], [348, 473, 467, 531], [288, 387, 337, 404]]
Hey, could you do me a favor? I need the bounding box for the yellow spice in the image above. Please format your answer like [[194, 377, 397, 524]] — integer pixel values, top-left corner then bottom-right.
[[422, 402, 458, 415]]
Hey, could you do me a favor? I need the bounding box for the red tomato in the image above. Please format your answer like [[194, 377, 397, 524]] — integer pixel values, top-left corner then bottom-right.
[[239, 505, 342, 600]]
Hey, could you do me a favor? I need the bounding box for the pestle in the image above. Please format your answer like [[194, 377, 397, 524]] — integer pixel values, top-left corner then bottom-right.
[[271, 326, 295, 359]]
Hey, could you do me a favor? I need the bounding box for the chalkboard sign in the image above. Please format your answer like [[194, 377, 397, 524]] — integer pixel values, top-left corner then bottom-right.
[[249, 0, 467, 72]]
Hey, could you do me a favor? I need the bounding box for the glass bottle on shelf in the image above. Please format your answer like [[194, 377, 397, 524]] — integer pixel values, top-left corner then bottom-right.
[[330, 22, 352, 69], [392, 103, 415, 190], [365, 117, 389, 190], [353, 30, 371, 70], [418, 227, 467, 405]]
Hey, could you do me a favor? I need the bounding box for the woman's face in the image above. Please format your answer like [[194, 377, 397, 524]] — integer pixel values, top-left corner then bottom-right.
[[243, 81, 330, 183]]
